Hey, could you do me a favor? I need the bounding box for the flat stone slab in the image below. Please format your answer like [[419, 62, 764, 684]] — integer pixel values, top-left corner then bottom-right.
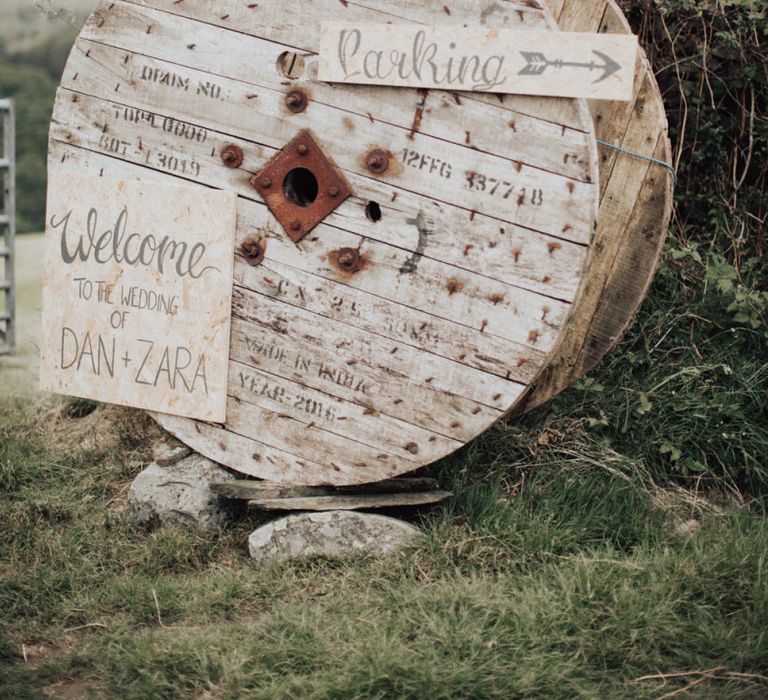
[[248, 511, 422, 565], [248, 491, 451, 512], [125, 454, 234, 529], [212, 477, 442, 501]]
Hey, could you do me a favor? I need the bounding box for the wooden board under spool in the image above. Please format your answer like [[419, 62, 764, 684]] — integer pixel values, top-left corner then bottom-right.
[[515, 0, 674, 413], [48, 0, 600, 485]]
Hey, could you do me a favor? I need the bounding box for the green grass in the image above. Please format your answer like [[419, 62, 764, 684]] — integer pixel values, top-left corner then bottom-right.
[[0, 394, 767, 699]]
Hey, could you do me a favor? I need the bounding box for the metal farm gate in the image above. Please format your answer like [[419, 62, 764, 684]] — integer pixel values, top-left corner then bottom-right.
[[0, 99, 15, 355]]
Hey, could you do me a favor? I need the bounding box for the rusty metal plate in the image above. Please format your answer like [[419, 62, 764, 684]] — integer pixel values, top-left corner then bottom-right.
[[252, 129, 352, 242]]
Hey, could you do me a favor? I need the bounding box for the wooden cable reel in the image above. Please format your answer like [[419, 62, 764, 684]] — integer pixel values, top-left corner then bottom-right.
[[50, 0, 601, 485]]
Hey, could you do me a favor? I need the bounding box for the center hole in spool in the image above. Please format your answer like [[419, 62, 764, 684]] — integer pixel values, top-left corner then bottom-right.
[[283, 168, 319, 208]]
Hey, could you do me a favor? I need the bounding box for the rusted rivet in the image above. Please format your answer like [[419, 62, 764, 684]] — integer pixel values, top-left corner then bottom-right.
[[240, 237, 265, 266], [290, 219, 302, 232], [366, 148, 390, 174], [285, 90, 308, 114], [297, 144, 309, 156], [336, 247, 361, 273], [249, 174, 272, 191], [221, 144, 243, 169], [329, 186, 340, 198]]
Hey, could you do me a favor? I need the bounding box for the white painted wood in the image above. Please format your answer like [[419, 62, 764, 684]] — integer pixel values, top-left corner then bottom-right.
[[47, 141, 549, 388], [60, 39, 596, 242], [118, 0, 588, 132], [319, 24, 638, 100], [50, 91, 580, 351], [81, 1, 592, 183], [48, 0, 599, 485], [53, 81, 591, 292], [50, 141, 546, 394], [39, 172, 237, 421]]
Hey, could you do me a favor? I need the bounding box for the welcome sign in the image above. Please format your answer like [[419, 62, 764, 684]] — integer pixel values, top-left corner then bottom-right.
[[319, 24, 639, 101], [40, 173, 237, 422]]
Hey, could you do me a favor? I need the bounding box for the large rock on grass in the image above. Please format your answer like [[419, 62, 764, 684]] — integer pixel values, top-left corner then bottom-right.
[[248, 510, 421, 565], [126, 454, 234, 528]]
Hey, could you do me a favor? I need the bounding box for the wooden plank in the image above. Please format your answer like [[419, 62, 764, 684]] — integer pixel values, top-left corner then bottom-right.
[[232, 260, 540, 387], [550, 0, 568, 21], [39, 172, 237, 421], [50, 90, 580, 351], [228, 358, 464, 463], [557, 0, 609, 33], [55, 78, 591, 297], [318, 24, 637, 100], [247, 491, 452, 511], [47, 141, 548, 390], [84, 1, 593, 183], [229, 305, 508, 442], [119, 0, 549, 40], [61, 38, 596, 242], [118, 0, 587, 131], [230, 285, 532, 398]]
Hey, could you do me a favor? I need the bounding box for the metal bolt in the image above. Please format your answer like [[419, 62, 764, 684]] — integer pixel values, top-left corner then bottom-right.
[[290, 219, 302, 232], [249, 174, 272, 191], [297, 144, 309, 156], [285, 90, 308, 114], [366, 148, 389, 174], [336, 247, 361, 272], [240, 238, 265, 266], [329, 186, 340, 198], [221, 144, 244, 169]]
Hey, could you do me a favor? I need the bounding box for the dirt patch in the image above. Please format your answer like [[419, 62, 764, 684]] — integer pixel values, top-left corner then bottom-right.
[[43, 677, 107, 700], [46, 401, 161, 455]]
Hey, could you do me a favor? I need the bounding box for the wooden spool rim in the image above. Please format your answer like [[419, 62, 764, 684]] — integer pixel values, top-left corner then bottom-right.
[[517, 0, 674, 413]]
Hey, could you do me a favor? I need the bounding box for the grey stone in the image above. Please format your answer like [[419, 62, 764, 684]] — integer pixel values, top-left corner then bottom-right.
[[126, 454, 235, 528], [152, 440, 193, 467], [248, 510, 422, 565]]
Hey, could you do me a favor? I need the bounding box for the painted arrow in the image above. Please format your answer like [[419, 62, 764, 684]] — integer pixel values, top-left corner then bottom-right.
[[518, 50, 622, 84]]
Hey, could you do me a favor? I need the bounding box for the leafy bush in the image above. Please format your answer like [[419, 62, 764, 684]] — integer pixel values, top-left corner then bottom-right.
[[623, 0, 767, 262], [549, 1, 768, 497]]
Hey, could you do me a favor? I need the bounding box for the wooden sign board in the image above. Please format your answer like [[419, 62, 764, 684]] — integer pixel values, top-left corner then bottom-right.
[[40, 172, 237, 422], [319, 24, 638, 101]]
